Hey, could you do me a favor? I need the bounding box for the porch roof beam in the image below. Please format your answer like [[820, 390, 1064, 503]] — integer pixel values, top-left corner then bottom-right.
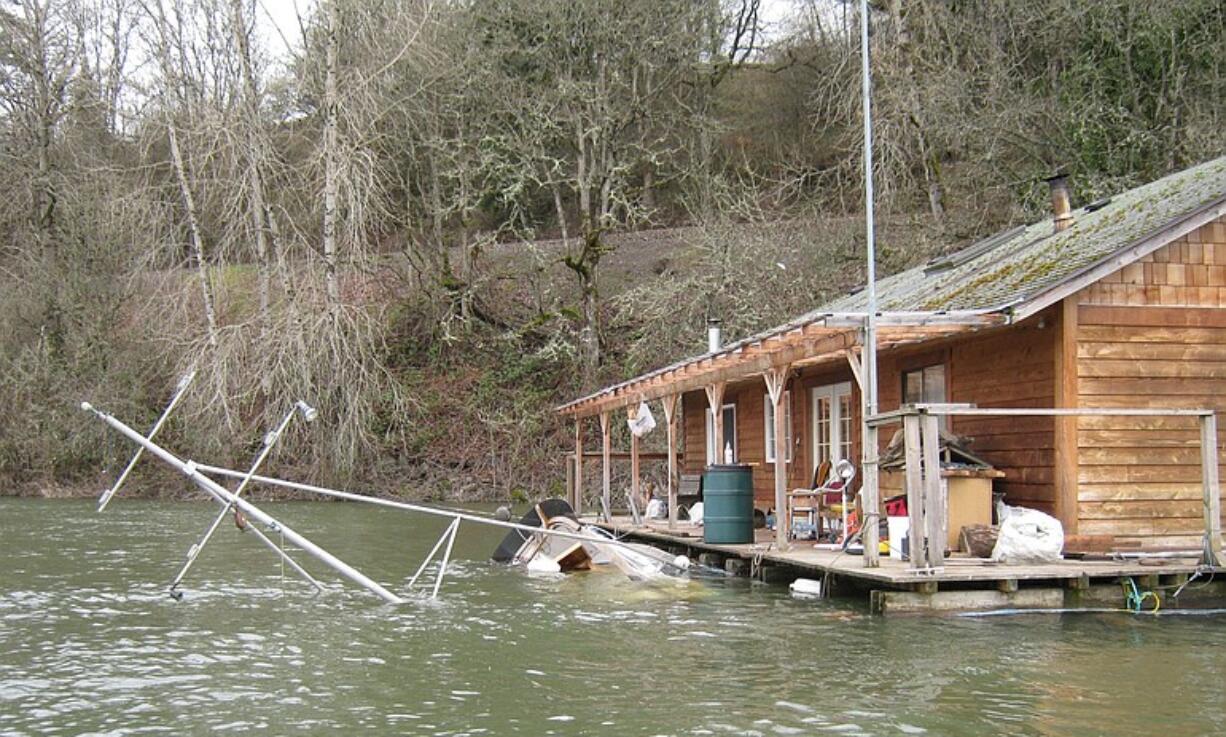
[[557, 312, 1007, 418], [565, 330, 860, 418], [867, 403, 1215, 427]]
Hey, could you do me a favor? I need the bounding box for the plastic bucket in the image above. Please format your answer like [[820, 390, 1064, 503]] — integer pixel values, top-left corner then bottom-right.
[[702, 464, 754, 544], [887, 516, 910, 561]]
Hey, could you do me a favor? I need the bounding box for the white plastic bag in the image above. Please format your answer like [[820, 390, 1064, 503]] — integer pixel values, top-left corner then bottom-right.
[[688, 501, 704, 526], [627, 402, 656, 437], [645, 498, 666, 520], [991, 502, 1064, 565]]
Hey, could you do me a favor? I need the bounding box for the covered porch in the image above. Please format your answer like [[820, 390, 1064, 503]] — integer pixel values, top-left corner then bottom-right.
[[556, 310, 1006, 567], [558, 307, 1225, 577]]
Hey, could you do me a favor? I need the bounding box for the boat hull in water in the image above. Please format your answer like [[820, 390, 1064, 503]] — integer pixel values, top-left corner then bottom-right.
[[490, 499, 689, 581]]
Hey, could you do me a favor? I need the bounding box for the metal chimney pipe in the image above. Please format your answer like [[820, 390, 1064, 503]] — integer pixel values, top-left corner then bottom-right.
[[707, 319, 722, 353], [1046, 174, 1074, 233]]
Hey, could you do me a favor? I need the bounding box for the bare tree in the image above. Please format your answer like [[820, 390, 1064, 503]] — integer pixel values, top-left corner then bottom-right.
[[0, 0, 78, 232], [146, 0, 221, 348]]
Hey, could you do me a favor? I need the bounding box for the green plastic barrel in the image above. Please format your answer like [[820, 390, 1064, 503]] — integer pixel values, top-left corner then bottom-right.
[[703, 464, 754, 544]]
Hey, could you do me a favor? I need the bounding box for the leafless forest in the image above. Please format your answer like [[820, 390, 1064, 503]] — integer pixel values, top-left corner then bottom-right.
[[2, 0, 1224, 499]]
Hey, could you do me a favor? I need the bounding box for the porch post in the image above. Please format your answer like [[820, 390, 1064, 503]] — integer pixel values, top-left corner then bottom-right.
[[903, 412, 924, 570], [861, 336, 881, 567], [573, 417, 583, 514], [920, 412, 945, 570], [661, 394, 680, 531], [600, 411, 612, 522], [1200, 412, 1223, 566], [764, 366, 791, 551], [627, 404, 641, 520], [705, 382, 726, 464]]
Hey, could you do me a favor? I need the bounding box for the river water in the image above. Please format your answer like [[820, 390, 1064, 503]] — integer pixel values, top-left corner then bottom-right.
[[1, 498, 1224, 736]]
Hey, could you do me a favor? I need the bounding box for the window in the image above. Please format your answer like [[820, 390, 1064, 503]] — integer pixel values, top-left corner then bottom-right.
[[902, 364, 946, 405], [903, 364, 947, 429], [764, 391, 793, 463], [705, 404, 738, 464], [811, 382, 853, 473]]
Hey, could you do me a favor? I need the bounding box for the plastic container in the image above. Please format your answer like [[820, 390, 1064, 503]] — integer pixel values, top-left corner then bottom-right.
[[887, 516, 910, 561], [702, 464, 754, 544]]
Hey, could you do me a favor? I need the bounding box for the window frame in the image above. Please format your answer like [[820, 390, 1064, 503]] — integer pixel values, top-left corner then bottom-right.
[[810, 382, 853, 474], [902, 363, 949, 429]]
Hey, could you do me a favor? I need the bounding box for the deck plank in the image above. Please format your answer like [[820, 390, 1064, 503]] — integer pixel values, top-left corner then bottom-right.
[[595, 517, 1208, 588]]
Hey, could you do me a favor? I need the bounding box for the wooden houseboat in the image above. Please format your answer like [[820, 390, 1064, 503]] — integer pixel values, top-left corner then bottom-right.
[[557, 157, 1226, 611]]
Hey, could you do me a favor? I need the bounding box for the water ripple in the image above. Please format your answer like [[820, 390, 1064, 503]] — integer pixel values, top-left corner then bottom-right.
[[2, 499, 1225, 737]]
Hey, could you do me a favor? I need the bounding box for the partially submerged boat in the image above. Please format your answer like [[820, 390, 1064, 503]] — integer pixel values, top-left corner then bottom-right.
[[81, 382, 691, 604], [492, 499, 690, 581]]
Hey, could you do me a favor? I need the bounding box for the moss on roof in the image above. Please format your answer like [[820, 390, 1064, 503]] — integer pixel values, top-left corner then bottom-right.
[[819, 155, 1226, 313]]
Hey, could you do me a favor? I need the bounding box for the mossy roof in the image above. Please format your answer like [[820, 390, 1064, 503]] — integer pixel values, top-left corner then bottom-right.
[[819, 154, 1226, 314], [558, 156, 1226, 415]]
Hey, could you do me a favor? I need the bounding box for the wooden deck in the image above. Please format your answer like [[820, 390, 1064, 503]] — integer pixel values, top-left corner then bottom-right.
[[592, 516, 1222, 613]]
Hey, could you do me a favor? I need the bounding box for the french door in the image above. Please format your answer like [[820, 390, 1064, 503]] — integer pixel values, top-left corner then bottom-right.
[[811, 382, 853, 481]]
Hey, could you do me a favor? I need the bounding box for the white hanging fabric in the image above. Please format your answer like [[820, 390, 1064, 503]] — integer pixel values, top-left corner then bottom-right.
[[627, 402, 656, 437]]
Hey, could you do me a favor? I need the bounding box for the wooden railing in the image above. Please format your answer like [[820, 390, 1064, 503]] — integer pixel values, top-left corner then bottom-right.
[[866, 404, 1223, 572]]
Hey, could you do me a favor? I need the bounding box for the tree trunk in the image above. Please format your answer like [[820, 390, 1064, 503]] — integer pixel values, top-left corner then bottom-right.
[[229, 0, 272, 328], [150, 0, 218, 347], [166, 121, 220, 348], [322, 0, 341, 306]]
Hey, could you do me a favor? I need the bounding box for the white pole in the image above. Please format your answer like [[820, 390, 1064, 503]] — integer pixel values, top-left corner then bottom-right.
[[169, 404, 303, 594], [135, 446, 324, 593], [193, 463, 656, 555], [859, 0, 881, 566], [98, 370, 196, 512], [432, 519, 460, 599], [82, 402, 406, 605], [407, 517, 460, 590], [242, 522, 329, 593]]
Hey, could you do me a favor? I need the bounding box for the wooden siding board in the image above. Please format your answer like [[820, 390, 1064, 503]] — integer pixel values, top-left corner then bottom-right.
[[951, 313, 1057, 507], [1071, 221, 1226, 545]]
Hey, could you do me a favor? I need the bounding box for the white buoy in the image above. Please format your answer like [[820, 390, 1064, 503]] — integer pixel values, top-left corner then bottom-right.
[[790, 578, 823, 599], [526, 556, 561, 575]]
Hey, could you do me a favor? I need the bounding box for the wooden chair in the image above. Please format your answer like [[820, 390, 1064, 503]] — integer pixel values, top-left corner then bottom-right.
[[814, 460, 857, 542], [786, 460, 831, 538]]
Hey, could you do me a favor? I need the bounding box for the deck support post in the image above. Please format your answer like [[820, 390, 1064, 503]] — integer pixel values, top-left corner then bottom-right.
[[903, 413, 924, 569], [920, 412, 946, 570], [901, 409, 944, 571], [573, 418, 583, 514], [1200, 412, 1222, 567], [860, 340, 880, 567], [627, 404, 641, 521], [765, 366, 791, 550], [705, 382, 727, 463], [661, 394, 680, 531], [600, 411, 612, 522]]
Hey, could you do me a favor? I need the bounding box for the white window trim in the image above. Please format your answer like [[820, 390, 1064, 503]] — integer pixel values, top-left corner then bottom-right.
[[811, 382, 853, 474], [764, 391, 793, 463], [705, 403, 738, 464]]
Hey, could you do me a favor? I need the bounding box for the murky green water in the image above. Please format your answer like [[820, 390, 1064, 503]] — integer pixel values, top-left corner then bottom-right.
[[2, 498, 1224, 736]]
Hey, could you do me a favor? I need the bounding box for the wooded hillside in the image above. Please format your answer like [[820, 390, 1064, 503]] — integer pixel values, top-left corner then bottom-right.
[[2, 0, 1224, 499]]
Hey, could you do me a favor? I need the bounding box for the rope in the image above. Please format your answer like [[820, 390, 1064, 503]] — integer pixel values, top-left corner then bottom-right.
[[1121, 577, 1161, 613]]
